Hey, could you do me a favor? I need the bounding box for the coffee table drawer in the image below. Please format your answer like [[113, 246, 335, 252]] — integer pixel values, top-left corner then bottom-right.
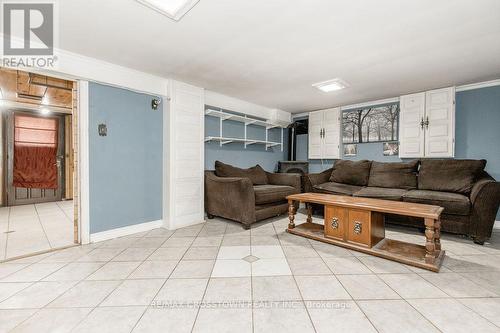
[[347, 209, 371, 247], [324, 206, 347, 241]]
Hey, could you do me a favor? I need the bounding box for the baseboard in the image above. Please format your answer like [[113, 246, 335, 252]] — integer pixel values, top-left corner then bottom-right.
[[494, 220, 500, 230], [90, 220, 163, 243]]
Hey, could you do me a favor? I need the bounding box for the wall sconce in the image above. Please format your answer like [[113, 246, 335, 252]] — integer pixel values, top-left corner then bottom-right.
[[152, 98, 161, 110]]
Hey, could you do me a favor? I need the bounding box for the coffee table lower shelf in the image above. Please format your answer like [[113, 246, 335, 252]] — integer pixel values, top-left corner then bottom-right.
[[287, 223, 445, 272]]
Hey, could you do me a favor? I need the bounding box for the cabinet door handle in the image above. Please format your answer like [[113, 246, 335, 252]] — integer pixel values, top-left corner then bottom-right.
[[420, 117, 425, 130], [425, 116, 429, 129], [331, 217, 339, 229], [353, 221, 362, 234]]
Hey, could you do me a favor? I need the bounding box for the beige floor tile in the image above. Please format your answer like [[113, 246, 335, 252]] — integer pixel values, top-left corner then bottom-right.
[[0, 283, 31, 302], [253, 302, 315, 333], [43, 262, 104, 281], [148, 247, 188, 260], [409, 298, 500, 333], [128, 260, 178, 279], [306, 300, 377, 333], [295, 275, 351, 300], [378, 274, 448, 299], [310, 241, 353, 258], [251, 245, 284, 258], [48, 280, 120, 308], [154, 278, 208, 303], [461, 271, 500, 295], [0, 264, 30, 280], [192, 236, 223, 247], [252, 276, 302, 301], [145, 228, 174, 238], [217, 246, 250, 259], [0, 263, 65, 282], [10, 307, 91, 333], [72, 306, 146, 333], [101, 279, 165, 306], [282, 245, 319, 258], [358, 299, 440, 333], [287, 258, 332, 275], [252, 258, 292, 276], [193, 307, 252, 333], [0, 309, 38, 333], [221, 236, 251, 246], [130, 237, 166, 249], [337, 274, 400, 300], [170, 260, 214, 278], [0, 281, 76, 309], [76, 248, 124, 262], [111, 248, 156, 261], [420, 272, 497, 297], [458, 297, 500, 327], [203, 277, 252, 302], [86, 261, 141, 280], [212, 260, 251, 278], [358, 256, 413, 274], [184, 247, 219, 260], [250, 235, 280, 245], [323, 256, 372, 274], [161, 237, 195, 247], [132, 307, 198, 333]]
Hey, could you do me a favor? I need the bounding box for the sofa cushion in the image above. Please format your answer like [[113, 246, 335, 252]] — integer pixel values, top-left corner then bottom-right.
[[354, 187, 409, 201], [418, 159, 486, 194], [254, 185, 298, 205], [329, 160, 372, 186], [402, 190, 471, 216], [368, 160, 419, 189], [313, 182, 363, 196], [215, 161, 268, 185]]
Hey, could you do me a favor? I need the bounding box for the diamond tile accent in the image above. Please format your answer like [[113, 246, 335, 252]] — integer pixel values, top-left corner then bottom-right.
[[242, 255, 259, 263]]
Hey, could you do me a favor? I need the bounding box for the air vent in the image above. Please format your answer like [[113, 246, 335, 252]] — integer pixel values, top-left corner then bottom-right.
[[16, 93, 43, 101]]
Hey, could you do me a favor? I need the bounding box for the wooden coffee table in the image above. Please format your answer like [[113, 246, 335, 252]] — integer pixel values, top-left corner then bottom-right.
[[286, 193, 445, 272]]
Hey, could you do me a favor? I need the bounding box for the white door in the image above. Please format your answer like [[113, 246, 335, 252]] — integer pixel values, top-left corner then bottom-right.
[[322, 108, 341, 159], [399, 92, 426, 158], [425, 87, 455, 157], [308, 110, 323, 159]]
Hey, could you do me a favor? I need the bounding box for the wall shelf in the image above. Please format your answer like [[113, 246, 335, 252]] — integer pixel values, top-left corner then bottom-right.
[[205, 107, 284, 151]]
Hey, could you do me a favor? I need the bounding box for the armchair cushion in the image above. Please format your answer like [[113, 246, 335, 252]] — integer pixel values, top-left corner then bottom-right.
[[215, 160, 268, 185], [254, 185, 298, 205], [368, 160, 419, 189], [403, 190, 471, 215], [313, 182, 363, 196], [418, 159, 486, 194], [329, 160, 372, 186]]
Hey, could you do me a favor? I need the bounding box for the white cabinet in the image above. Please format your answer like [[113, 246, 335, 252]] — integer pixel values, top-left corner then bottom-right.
[[308, 108, 341, 159], [399, 87, 455, 158]]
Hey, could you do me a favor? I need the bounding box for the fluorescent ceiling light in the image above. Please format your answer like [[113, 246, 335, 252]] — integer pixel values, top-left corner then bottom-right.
[[312, 78, 349, 92], [136, 0, 200, 21]]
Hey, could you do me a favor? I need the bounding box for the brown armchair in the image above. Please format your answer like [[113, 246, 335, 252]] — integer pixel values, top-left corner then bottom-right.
[[205, 162, 301, 229]]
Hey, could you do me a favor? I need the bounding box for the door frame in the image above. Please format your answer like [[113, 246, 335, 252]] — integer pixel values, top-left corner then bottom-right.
[[5, 110, 66, 206]]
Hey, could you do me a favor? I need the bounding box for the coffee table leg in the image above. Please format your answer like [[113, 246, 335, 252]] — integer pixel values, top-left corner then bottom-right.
[[424, 218, 436, 264], [306, 203, 313, 223], [288, 199, 296, 229], [434, 218, 441, 252]]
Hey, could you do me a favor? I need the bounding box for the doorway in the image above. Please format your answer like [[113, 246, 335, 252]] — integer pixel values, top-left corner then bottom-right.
[[0, 68, 78, 261]]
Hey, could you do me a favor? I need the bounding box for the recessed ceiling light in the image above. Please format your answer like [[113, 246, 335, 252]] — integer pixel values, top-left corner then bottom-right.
[[312, 78, 349, 92], [136, 0, 200, 21]]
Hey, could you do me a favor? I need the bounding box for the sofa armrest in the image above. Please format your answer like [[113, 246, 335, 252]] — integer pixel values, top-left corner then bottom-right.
[[469, 177, 500, 242], [303, 168, 333, 193], [204, 171, 256, 226], [266, 172, 301, 192]]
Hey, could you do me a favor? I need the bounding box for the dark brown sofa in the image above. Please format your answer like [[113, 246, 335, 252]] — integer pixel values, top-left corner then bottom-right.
[[304, 159, 500, 244], [205, 161, 301, 229]]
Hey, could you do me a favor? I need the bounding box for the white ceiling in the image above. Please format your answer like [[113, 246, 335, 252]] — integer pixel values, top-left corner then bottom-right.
[[59, 0, 500, 113]]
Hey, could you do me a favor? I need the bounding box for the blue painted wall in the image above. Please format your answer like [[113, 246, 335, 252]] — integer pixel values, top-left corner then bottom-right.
[[205, 111, 288, 172], [89, 83, 163, 233]]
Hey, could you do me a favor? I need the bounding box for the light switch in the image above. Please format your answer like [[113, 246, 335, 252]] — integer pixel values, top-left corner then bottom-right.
[[98, 123, 107, 136]]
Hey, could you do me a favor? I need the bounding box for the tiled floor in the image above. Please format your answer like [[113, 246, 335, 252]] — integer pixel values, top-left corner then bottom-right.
[[0, 201, 75, 261], [0, 212, 500, 332]]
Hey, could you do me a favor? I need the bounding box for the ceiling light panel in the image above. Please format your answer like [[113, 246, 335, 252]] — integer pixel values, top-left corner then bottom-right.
[[312, 78, 349, 92], [136, 0, 200, 21]]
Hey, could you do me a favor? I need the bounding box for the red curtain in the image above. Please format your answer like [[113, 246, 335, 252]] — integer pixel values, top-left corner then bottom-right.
[[13, 115, 59, 189]]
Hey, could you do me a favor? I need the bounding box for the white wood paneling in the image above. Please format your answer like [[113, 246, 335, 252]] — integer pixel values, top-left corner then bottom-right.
[[323, 108, 341, 159], [164, 80, 205, 230], [399, 92, 426, 158], [425, 87, 455, 157], [308, 110, 323, 159]]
